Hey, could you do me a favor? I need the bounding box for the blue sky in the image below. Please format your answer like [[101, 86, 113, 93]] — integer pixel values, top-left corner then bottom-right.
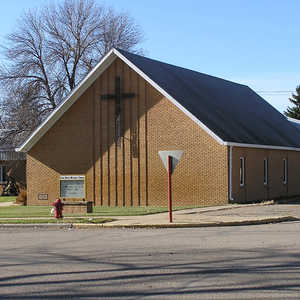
[[1, 0, 299, 113]]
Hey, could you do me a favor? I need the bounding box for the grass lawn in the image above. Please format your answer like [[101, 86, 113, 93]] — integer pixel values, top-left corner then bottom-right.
[[0, 196, 17, 203], [0, 206, 57, 218], [0, 205, 203, 218], [93, 206, 201, 216], [0, 217, 113, 224], [0, 197, 215, 224]]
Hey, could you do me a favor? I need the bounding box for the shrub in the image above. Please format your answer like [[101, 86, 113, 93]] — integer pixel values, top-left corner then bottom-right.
[[15, 190, 27, 206]]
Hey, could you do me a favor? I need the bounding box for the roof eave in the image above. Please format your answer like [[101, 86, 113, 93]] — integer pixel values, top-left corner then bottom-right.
[[16, 49, 118, 152], [113, 49, 227, 146], [224, 141, 300, 151], [16, 48, 299, 153]]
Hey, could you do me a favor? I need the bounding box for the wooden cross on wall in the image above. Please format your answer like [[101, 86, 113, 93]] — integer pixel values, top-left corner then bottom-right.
[[101, 77, 135, 149]]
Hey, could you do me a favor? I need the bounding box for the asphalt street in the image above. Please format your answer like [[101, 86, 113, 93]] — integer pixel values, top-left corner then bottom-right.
[[1, 222, 300, 299]]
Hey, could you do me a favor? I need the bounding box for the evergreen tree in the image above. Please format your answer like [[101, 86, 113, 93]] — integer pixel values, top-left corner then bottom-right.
[[284, 85, 300, 119]]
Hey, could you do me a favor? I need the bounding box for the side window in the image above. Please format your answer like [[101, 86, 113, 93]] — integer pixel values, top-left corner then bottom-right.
[[283, 159, 288, 184], [0, 165, 7, 183], [263, 158, 268, 185], [240, 157, 245, 186]]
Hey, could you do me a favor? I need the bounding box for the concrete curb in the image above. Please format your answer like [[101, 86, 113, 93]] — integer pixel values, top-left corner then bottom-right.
[[0, 216, 299, 229], [71, 216, 300, 229], [0, 223, 72, 228]]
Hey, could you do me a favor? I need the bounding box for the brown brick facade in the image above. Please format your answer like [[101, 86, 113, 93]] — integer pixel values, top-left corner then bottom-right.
[[232, 147, 300, 203], [27, 58, 229, 206], [26, 58, 300, 206]]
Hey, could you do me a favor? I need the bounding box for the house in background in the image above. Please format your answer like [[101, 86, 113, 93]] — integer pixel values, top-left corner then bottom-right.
[[0, 148, 26, 195], [16, 48, 300, 206]]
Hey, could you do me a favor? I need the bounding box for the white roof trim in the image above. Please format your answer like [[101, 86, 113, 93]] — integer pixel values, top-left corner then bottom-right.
[[224, 141, 300, 152], [113, 49, 225, 146], [287, 116, 300, 124], [16, 49, 118, 152], [16, 47, 298, 153], [16, 48, 226, 152]]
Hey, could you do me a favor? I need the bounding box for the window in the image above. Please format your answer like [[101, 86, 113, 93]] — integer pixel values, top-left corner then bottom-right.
[[0, 165, 7, 183], [263, 158, 268, 185], [284, 159, 288, 184], [240, 157, 245, 186]]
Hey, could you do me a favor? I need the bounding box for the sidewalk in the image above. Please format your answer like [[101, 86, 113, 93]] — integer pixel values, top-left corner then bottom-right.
[[1, 201, 300, 228], [91, 202, 300, 228]]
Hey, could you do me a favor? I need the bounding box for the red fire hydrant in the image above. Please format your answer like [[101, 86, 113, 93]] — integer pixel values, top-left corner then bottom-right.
[[52, 198, 64, 219]]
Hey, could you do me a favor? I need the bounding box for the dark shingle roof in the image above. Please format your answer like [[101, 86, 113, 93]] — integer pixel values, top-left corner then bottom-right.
[[118, 49, 300, 149], [17, 48, 300, 152]]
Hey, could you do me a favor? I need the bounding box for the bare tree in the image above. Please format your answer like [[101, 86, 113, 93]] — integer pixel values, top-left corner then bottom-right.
[[1, 84, 47, 148], [0, 0, 145, 148]]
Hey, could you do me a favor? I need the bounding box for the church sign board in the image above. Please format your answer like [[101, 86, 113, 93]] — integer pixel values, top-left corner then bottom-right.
[[59, 175, 85, 198]]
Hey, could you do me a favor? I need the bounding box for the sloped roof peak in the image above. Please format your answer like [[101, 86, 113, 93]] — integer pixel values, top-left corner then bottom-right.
[[17, 48, 300, 152]]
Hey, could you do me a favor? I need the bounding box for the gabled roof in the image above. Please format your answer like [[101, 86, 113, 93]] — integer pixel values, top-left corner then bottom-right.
[[17, 48, 300, 152]]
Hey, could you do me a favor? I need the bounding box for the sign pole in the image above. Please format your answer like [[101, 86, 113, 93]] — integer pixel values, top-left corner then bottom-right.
[[168, 155, 172, 222], [158, 150, 183, 223]]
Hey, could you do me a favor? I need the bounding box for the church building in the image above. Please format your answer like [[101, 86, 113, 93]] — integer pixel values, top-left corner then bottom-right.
[[17, 48, 300, 206]]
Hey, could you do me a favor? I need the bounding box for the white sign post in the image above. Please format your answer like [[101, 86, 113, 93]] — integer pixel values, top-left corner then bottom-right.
[[159, 150, 183, 222]]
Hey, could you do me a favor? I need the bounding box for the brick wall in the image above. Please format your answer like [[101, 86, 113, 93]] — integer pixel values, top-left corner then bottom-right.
[[232, 147, 300, 202], [27, 58, 229, 206], [27, 85, 94, 205]]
